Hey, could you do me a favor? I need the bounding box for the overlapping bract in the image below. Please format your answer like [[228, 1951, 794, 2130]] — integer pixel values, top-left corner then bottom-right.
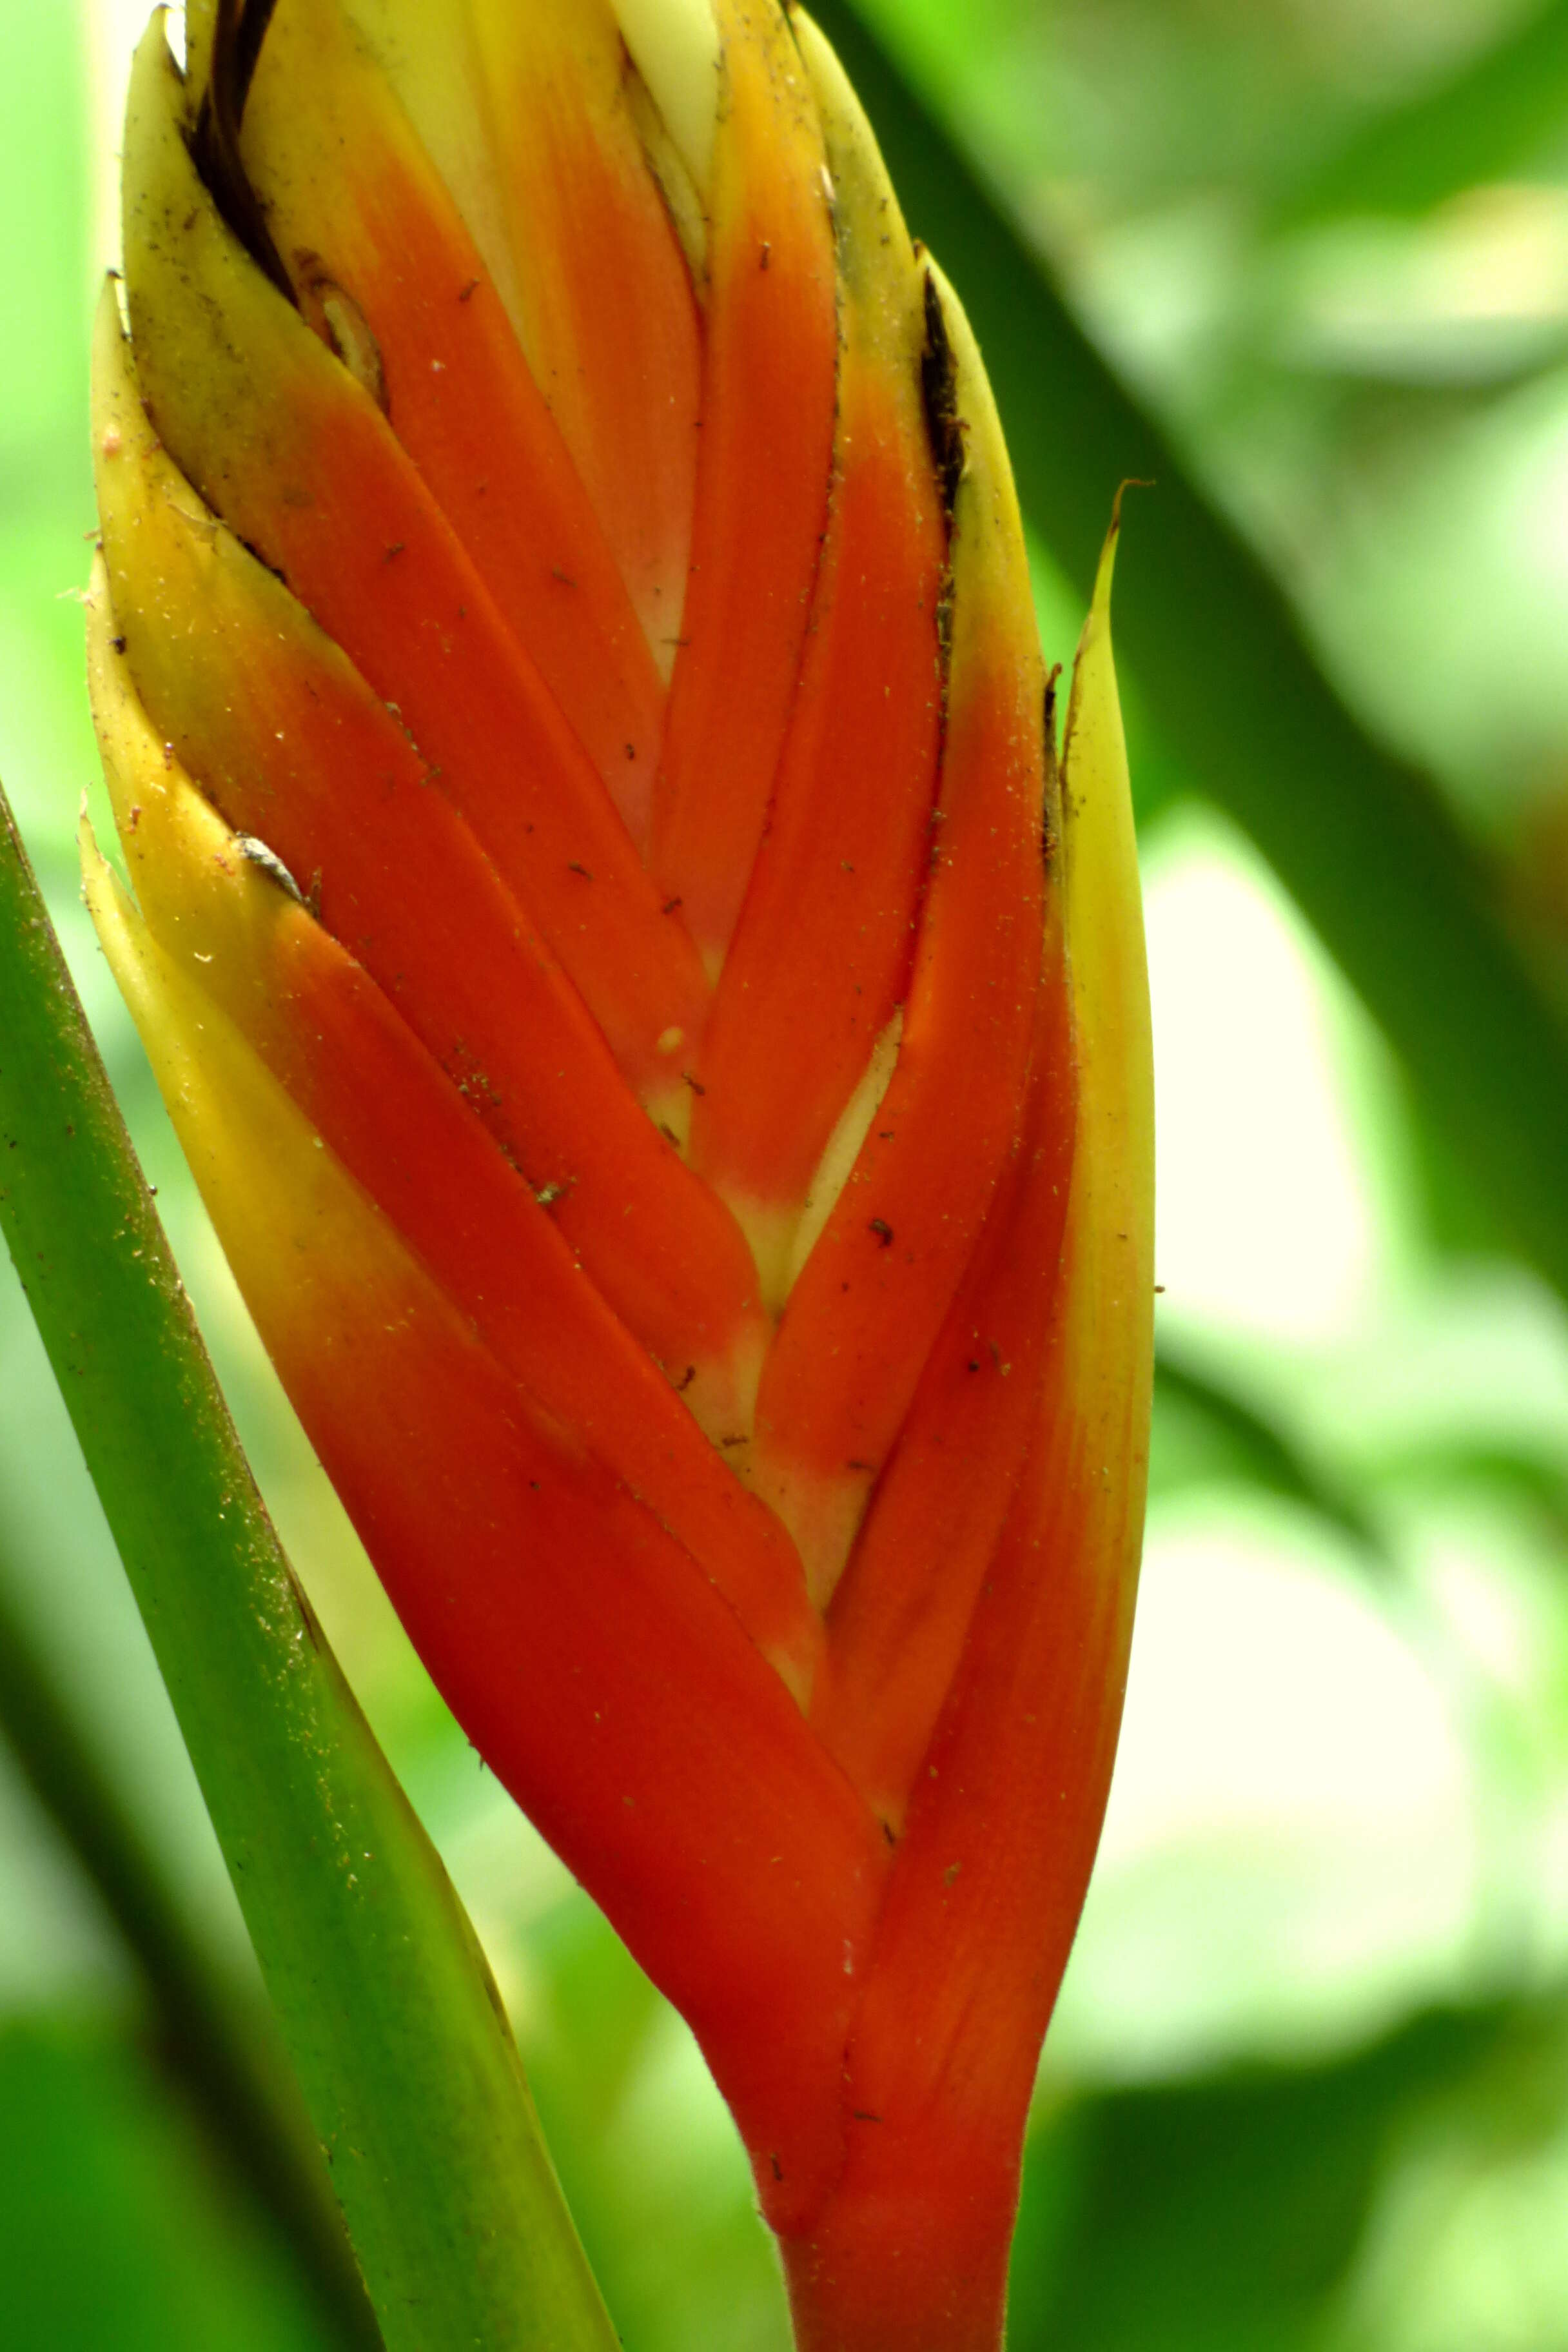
[[88, 1, 1153, 2340]]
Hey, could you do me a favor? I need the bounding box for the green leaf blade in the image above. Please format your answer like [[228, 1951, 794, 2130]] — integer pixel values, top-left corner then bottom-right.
[[1277, 0, 1568, 228]]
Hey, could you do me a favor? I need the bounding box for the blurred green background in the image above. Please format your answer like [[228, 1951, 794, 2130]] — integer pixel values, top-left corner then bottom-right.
[[6, 0, 1568, 2342]]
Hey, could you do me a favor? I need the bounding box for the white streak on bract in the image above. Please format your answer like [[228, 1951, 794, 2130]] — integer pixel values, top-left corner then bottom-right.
[[609, 0, 720, 197], [334, 0, 530, 338], [787, 1007, 903, 1296]]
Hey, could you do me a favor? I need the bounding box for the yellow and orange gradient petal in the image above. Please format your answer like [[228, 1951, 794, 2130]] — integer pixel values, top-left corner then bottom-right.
[[90, 5, 1153, 2344]]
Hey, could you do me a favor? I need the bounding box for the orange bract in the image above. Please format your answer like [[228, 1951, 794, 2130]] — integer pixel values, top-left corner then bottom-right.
[[91, 5, 1153, 2344]]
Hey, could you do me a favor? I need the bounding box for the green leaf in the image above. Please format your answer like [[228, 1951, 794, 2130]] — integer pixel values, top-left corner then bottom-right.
[[1010, 1995, 1555, 2348], [1152, 1344, 1387, 1567], [0, 1542, 375, 2347], [809, 0, 1568, 1306], [0, 2015, 332, 2352], [0, 789, 616, 2352], [1277, 0, 1568, 228]]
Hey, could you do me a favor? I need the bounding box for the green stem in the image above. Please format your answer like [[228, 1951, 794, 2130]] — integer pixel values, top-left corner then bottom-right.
[[811, 0, 1568, 1304], [0, 1547, 378, 2347], [0, 787, 616, 2352]]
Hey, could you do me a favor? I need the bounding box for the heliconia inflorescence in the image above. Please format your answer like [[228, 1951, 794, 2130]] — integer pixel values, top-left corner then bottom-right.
[[85, 1, 1153, 2342]]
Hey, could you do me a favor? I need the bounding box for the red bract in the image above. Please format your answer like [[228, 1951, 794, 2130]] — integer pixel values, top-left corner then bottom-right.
[[86, 3, 1153, 2342]]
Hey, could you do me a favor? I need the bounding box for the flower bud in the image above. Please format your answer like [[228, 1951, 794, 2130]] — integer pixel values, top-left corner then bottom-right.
[[87, 3, 1152, 2340]]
